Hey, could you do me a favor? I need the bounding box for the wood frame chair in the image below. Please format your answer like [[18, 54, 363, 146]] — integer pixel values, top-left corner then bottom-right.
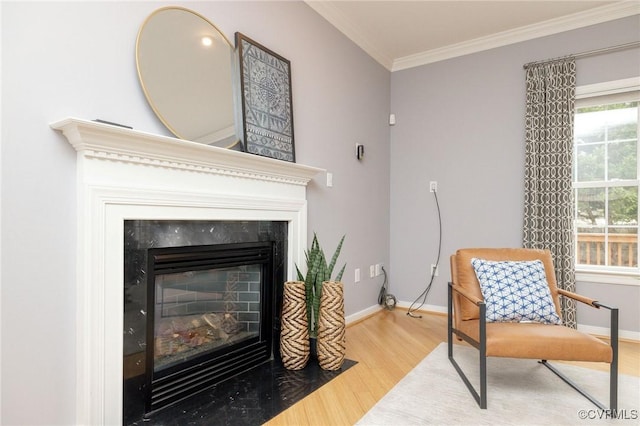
[[448, 248, 618, 410]]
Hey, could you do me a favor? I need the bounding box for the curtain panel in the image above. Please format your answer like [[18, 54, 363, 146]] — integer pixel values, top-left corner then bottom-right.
[[523, 59, 577, 328]]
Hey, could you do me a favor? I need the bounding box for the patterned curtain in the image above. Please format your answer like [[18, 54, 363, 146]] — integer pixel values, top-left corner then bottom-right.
[[523, 59, 577, 328]]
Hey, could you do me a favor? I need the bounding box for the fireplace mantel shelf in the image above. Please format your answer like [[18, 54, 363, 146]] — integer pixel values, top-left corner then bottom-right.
[[51, 117, 324, 186]]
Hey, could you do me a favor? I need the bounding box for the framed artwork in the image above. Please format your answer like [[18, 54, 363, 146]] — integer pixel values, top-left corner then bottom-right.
[[236, 32, 295, 162]]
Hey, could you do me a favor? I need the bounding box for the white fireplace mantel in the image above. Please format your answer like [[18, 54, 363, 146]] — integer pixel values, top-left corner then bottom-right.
[[52, 117, 323, 186], [50, 117, 324, 425]]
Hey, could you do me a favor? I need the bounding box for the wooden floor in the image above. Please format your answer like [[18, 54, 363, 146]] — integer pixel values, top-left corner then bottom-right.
[[265, 308, 640, 426]]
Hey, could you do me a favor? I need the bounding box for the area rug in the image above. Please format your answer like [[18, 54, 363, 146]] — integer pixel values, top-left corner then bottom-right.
[[356, 343, 639, 425]]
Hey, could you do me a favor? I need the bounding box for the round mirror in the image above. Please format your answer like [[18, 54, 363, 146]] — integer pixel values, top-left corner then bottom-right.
[[136, 7, 239, 148]]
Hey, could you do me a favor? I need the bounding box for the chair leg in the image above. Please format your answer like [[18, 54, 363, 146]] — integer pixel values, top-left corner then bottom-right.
[[447, 283, 453, 359], [448, 283, 488, 409], [610, 307, 618, 411], [479, 312, 487, 409], [540, 360, 614, 411]]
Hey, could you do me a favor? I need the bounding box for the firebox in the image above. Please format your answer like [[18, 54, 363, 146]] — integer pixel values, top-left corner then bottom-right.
[[123, 220, 287, 424], [146, 241, 274, 414]]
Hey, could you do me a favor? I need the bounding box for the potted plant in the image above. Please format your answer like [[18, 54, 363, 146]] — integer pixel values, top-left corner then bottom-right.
[[296, 233, 346, 340]]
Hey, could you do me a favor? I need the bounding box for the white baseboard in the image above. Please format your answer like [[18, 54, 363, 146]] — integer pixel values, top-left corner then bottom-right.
[[345, 301, 445, 325], [348, 303, 640, 342], [345, 304, 383, 325], [396, 300, 447, 314], [578, 324, 640, 342], [344, 301, 447, 325]]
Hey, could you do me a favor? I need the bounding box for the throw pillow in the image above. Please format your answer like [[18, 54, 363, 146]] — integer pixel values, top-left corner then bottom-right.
[[470, 258, 562, 325]]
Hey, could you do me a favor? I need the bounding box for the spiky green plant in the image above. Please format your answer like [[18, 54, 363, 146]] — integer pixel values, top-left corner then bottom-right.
[[295, 233, 346, 338]]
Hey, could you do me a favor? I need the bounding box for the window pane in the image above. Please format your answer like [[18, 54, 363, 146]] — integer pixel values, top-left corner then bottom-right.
[[575, 111, 605, 143], [608, 227, 638, 268], [608, 186, 638, 226], [575, 143, 605, 181], [576, 227, 605, 266], [609, 140, 637, 180], [576, 187, 605, 226], [606, 104, 638, 141], [575, 102, 638, 182]]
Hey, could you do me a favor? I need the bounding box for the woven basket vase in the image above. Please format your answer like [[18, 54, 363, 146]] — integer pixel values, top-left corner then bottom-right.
[[317, 281, 346, 370], [280, 281, 310, 370]]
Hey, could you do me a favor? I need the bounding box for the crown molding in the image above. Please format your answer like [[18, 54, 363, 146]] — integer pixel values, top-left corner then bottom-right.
[[393, 2, 640, 71], [305, 0, 394, 70], [305, 1, 639, 72]]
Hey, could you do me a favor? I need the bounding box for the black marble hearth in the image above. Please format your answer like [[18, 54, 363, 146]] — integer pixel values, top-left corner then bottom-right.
[[128, 358, 357, 425]]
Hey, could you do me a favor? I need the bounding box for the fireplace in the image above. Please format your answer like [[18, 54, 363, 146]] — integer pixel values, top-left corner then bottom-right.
[[123, 220, 287, 422], [51, 118, 323, 425], [148, 243, 272, 375]]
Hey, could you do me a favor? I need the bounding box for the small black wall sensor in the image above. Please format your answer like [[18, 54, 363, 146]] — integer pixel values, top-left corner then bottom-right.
[[356, 144, 364, 160]]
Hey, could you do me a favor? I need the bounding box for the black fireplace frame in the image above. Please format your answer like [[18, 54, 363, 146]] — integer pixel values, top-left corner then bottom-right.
[[144, 241, 276, 416]]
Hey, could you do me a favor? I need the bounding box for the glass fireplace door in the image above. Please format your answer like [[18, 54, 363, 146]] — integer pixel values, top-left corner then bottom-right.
[[153, 265, 262, 373]]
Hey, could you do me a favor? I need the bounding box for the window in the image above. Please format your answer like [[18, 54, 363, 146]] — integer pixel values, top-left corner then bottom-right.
[[574, 78, 639, 278]]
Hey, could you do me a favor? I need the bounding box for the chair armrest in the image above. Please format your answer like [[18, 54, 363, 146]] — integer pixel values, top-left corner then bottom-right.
[[450, 283, 484, 306], [557, 288, 599, 308]]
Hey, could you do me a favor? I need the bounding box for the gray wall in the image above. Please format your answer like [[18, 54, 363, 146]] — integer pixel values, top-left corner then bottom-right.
[[390, 16, 640, 332], [1, 1, 390, 424]]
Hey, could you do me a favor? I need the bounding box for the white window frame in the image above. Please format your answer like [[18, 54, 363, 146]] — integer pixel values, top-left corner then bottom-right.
[[574, 77, 640, 286]]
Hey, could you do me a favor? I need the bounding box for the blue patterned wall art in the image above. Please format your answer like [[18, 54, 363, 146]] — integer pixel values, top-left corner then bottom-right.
[[236, 33, 295, 162]]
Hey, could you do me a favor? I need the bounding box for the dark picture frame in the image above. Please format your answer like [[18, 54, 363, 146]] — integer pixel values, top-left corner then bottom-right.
[[236, 32, 295, 162]]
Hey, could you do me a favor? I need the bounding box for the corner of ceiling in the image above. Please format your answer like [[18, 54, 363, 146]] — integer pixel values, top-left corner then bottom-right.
[[304, 0, 394, 71]]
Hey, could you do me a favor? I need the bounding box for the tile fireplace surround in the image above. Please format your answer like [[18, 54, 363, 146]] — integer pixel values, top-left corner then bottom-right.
[[51, 118, 323, 425]]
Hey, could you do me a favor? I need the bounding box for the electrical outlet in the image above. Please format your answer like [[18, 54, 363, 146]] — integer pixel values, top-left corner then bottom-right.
[[431, 264, 439, 277], [369, 265, 375, 278], [375, 263, 382, 276], [429, 181, 438, 192], [355, 268, 361, 283]]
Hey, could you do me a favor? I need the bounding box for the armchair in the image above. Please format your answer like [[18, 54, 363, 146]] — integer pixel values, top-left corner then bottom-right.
[[448, 248, 618, 410]]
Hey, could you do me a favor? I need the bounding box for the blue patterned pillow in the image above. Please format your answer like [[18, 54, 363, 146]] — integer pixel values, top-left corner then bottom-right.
[[471, 258, 562, 325]]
